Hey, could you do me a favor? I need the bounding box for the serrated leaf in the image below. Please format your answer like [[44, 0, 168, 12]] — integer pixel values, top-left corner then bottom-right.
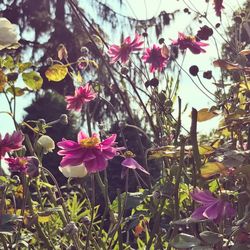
[[111, 191, 149, 213], [45, 64, 68, 82], [170, 233, 201, 248], [22, 71, 43, 90], [6, 87, 25, 96], [208, 179, 219, 192], [200, 162, 225, 178], [37, 181, 54, 189]]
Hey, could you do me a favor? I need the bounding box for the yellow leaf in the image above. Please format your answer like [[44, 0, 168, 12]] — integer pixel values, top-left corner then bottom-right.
[[200, 162, 225, 178], [213, 59, 240, 70], [57, 44, 68, 60], [195, 108, 218, 122], [211, 139, 223, 149], [239, 49, 250, 56], [198, 145, 214, 155], [45, 64, 68, 82], [148, 146, 178, 160], [0, 69, 7, 92], [161, 44, 169, 58], [38, 215, 51, 223]]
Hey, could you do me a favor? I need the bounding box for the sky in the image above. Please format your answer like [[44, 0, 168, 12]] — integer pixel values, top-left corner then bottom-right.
[[0, 0, 246, 135]]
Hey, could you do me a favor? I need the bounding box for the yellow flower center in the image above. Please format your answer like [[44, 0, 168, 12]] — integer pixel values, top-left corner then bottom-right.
[[80, 137, 100, 148], [124, 150, 135, 158], [19, 158, 28, 166]]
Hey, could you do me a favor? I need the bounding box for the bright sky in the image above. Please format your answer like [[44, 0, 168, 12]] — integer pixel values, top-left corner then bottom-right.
[[0, 0, 246, 135]]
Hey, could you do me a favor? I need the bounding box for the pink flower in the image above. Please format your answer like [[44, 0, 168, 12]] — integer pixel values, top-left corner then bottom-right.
[[191, 188, 235, 223], [172, 32, 208, 54], [213, 0, 224, 18], [5, 156, 39, 176], [57, 131, 117, 173], [121, 151, 149, 178], [65, 83, 96, 112], [108, 34, 144, 64], [142, 45, 168, 73], [0, 131, 24, 158]]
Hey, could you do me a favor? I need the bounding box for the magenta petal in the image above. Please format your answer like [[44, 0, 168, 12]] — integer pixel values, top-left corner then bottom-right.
[[101, 134, 116, 148], [191, 189, 217, 204], [121, 158, 149, 175], [191, 206, 207, 219], [85, 155, 107, 173], [203, 201, 221, 220], [77, 131, 88, 142], [60, 156, 83, 167]]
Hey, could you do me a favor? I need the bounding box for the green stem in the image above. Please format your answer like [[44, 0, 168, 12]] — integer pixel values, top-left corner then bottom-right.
[[190, 108, 202, 187]]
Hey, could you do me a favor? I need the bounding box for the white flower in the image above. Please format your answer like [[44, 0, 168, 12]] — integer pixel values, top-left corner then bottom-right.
[[37, 135, 55, 154], [0, 18, 20, 50], [59, 164, 88, 178]]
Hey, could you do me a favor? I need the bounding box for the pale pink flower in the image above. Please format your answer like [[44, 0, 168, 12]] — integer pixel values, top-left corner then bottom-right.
[[65, 83, 96, 112], [5, 156, 39, 177], [213, 0, 224, 18], [142, 44, 168, 73], [172, 32, 208, 54], [0, 131, 24, 158], [108, 34, 144, 64]]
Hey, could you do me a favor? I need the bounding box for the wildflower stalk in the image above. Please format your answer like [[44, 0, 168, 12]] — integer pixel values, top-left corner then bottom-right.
[[126, 75, 158, 138], [174, 97, 182, 145], [85, 174, 95, 250], [174, 135, 185, 220], [26, 188, 56, 249], [190, 108, 202, 187], [117, 188, 123, 249], [0, 235, 8, 250], [107, 171, 129, 249], [39, 167, 83, 249]]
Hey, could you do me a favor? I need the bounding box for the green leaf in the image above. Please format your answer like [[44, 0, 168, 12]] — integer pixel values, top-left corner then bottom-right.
[[170, 233, 201, 248], [6, 87, 25, 96], [111, 190, 149, 213], [208, 179, 219, 192], [1, 214, 23, 225], [45, 64, 68, 82], [22, 71, 43, 90], [192, 247, 213, 250], [171, 217, 208, 226], [3, 55, 14, 69], [18, 62, 32, 73], [37, 181, 54, 189], [199, 231, 223, 244]]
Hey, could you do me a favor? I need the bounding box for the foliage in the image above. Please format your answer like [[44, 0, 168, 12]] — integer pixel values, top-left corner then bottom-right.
[[0, 0, 250, 249]]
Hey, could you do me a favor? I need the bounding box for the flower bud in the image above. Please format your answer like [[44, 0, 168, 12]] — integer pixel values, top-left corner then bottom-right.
[[59, 114, 68, 125], [46, 57, 53, 66], [80, 46, 89, 55], [121, 66, 129, 75], [37, 135, 55, 154], [59, 164, 88, 178]]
